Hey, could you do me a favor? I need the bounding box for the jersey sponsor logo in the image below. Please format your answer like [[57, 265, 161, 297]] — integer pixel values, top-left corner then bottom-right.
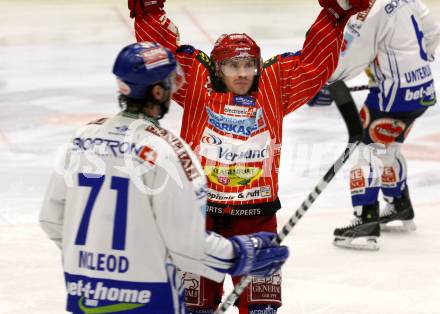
[[384, 0, 410, 14], [206, 107, 266, 137], [404, 66, 432, 83], [114, 125, 129, 133], [404, 81, 436, 106], [207, 205, 262, 216], [109, 125, 131, 136], [369, 118, 406, 145], [250, 272, 282, 303], [205, 165, 262, 187], [206, 186, 272, 203], [180, 272, 202, 306], [72, 137, 148, 158], [145, 125, 201, 182], [217, 146, 269, 163], [381, 167, 397, 188], [64, 273, 178, 313], [224, 104, 257, 117], [350, 168, 366, 194], [67, 280, 151, 306], [199, 130, 271, 165], [249, 306, 277, 314], [233, 95, 256, 107]]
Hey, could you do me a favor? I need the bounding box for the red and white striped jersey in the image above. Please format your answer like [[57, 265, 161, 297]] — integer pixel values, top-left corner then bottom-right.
[[134, 10, 344, 209]]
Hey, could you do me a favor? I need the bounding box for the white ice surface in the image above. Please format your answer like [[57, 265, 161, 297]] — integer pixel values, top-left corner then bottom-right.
[[1, 1, 440, 313]]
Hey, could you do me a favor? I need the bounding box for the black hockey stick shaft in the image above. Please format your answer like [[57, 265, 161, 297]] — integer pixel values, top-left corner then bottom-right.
[[215, 81, 363, 314], [348, 84, 369, 92]]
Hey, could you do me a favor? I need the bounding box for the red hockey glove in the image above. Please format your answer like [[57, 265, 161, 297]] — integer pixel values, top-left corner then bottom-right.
[[319, 0, 370, 25], [129, 0, 165, 18]]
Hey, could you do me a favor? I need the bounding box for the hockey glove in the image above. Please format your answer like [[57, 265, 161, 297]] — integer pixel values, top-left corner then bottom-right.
[[228, 232, 289, 277], [129, 0, 166, 18], [319, 0, 370, 25], [307, 85, 333, 106]]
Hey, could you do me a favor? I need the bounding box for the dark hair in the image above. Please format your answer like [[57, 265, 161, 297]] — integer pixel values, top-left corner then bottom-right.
[[118, 82, 170, 119]]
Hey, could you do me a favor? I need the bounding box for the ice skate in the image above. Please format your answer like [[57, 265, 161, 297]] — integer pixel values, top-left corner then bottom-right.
[[380, 190, 416, 232], [333, 203, 380, 251]]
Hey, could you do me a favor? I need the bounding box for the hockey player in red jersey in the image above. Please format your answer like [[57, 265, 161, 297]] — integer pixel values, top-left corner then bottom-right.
[[130, 0, 369, 313]]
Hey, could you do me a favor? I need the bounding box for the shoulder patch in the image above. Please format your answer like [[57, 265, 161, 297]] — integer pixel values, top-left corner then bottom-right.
[[196, 50, 215, 71], [263, 55, 278, 68], [176, 44, 196, 55]]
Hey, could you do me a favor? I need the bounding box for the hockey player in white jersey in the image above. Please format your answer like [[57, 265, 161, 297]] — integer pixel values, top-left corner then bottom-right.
[[39, 42, 289, 313], [309, 0, 440, 250]]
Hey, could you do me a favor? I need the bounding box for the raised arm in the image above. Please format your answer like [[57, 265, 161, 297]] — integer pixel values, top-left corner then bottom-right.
[[271, 0, 370, 115], [130, 0, 179, 52], [329, 2, 382, 83]]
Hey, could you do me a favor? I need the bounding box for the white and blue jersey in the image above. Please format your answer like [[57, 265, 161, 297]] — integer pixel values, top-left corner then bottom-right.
[[330, 0, 440, 112], [39, 113, 235, 313]]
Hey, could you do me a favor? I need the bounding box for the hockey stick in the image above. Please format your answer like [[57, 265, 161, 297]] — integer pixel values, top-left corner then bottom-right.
[[348, 84, 369, 92], [214, 81, 363, 314]]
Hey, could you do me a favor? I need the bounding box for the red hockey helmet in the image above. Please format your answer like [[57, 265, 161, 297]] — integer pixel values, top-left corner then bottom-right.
[[211, 33, 261, 75]]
